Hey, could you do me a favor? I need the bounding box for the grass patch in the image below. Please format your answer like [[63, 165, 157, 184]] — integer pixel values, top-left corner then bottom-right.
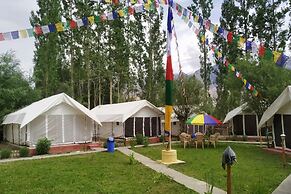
[[0, 151, 194, 194], [133, 143, 291, 194]]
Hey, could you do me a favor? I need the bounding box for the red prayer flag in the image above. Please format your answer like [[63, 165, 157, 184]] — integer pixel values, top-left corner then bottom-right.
[[258, 44, 265, 57], [128, 6, 135, 15], [0, 33, 4, 41], [34, 26, 43, 35], [70, 20, 77, 29], [227, 32, 233, 43]]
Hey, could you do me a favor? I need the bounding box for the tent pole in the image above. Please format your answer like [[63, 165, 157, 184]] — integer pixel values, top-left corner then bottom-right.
[[133, 117, 136, 137], [242, 114, 246, 136], [45, 115, 48, 138]]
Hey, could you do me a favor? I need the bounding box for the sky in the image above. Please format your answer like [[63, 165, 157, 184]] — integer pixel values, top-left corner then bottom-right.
[[0, 0, 226, 76]]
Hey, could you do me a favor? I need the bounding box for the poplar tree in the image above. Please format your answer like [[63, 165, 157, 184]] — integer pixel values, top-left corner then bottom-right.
[[30, 0, 63, 97]]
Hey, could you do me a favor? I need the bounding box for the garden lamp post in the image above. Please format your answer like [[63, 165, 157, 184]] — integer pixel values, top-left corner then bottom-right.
[[280, 133, 286, 167]]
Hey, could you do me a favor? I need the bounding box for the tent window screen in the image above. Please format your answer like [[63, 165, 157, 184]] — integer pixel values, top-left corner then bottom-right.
[[283, 115, 291, 149], [64, 115, 74, 143], [30, 115, 46, 145], [144, 117, 150, 137], [245, 115, 257, 136], [233, 115, 243, 135], [151, 117, 157, 136], [273, 114, 283, 147], [48, 115, 62, 144], [125, 118, 134, 137], [135, 117, 143, 135]]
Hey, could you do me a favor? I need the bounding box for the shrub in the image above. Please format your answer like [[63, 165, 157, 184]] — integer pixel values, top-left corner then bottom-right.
[[143, 137, 149, 147], [19, 147, 29, 157], [1, 148, 11, 159], [129, 153, 136, 165], [103, 141, 107, 148], [159, 135, 165, 142], [136, 134, 144, 145], [36, 138, 51, 155], [129, 139, 137, 148]]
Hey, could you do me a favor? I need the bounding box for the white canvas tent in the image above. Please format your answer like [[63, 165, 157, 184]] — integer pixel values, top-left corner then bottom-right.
[[2, 93, 101, 146], [258, 86, 291, 149], [224, 103, 259, 136], [91, 100, 164, 138]]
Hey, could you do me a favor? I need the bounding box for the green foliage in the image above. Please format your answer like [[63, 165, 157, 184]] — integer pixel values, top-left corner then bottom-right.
[[173, 76, 213, 131], [159, 135, 164, 143], [143, 137, 149, 147], [0, 152, 194, 193], [0, 148, 11, 159], [204, 170, 214, 194], [19, 147, 29, 157], [129, 139, 137, 148], [136, 134, 144, 145], [134, 143, 291, 194], [103, 141, 107, 148], [129, 153, 136, 165], [36, 138, 51, 155], [0, 51, 40, 122]]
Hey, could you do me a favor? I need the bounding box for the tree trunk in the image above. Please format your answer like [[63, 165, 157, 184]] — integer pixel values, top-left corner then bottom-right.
[[87, 78, 90, 109], [110, 77, 113, 104], [98, 75, 102, 105]]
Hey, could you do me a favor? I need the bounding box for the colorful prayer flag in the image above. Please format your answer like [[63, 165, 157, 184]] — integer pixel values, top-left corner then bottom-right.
[[165, 4, 174, 132], [34, 26, 43, 36], [276, 54, 289, 67], [48, 24, 56, 32], [88, 16, 95, 25], [19, 30, 28, 38], [26, 28, 34, 37], [0, 33, 4, 41], [273, 51, 281, 63], [258, 43, 265, 57], [227, 32, 233, 43], [11, 31, 19, 39], [41, 25, 50, 34]]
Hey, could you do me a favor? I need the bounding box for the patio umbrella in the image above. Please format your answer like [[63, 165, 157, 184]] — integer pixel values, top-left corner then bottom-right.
[[186, 114, 197, 125], [188, 114, 222, 126]]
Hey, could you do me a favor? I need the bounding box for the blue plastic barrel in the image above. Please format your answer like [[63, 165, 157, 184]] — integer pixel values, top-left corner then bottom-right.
[[107, 137, 115, 153]]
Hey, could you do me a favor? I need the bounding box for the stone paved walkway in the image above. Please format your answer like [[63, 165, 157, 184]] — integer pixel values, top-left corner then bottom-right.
[[0, 148, 106, 163], [272, 174, 291, 194], [117, 147, 226, 194]]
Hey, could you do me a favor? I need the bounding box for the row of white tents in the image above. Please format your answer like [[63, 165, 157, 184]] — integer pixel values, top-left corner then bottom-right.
[[1, 93, 163, 146], [1, 86, 291, 149]]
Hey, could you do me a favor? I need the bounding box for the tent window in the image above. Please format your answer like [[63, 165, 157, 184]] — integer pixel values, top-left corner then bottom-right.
[[173, 122, 176, 125], [116, 122, 119, 126]]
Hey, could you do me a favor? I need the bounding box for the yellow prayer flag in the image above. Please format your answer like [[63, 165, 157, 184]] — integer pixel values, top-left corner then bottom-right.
[[130, 0, 136, 3], [144, 3, 150, 10], [214, 25, 218, 33], [273, 51, 281, 62], [164, 106, 173, 131], [239, 37, 245, 44], [201, 35, 205, 43], [118, 10, 125, 17], [217, 51, 222, 58], [19, 30, 28, 38], [243, 79, 247, 85], [105, 0, 112, 3], [88, 16, 95, 25], [55, 22, 64, 32], [194, 15, 199, 23]]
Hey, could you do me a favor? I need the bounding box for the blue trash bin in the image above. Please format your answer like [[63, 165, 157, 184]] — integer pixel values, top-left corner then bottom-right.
[[107, 137, 115, 153]]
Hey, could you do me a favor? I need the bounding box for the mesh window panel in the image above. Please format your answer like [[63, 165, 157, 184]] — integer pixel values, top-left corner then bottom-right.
[[48, 115, 62, 144], [245, 115, 257, 136], [135, 118, 143, 135], [64, 115, 74, 143], [144, 118, 150, 137], [151, 117, 157, 136], [273, 114, 283, 147], [30, 115, 46, 145], [188, 125, 194, 134], [233, 115, 243, 135], [75, 115, 90, 142], [283, 115, 291, 149]]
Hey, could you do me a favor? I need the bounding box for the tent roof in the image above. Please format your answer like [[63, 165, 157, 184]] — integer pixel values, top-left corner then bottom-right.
[[258, 86, 291, 128], [2, 93, 101, 128], [223, 103, 248, 123], [91, 100, 163, 123]]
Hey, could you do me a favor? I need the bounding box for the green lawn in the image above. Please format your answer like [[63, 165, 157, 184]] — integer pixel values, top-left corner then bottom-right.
[[133, 143, 291, 194], [0, 151, 195, 194]]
